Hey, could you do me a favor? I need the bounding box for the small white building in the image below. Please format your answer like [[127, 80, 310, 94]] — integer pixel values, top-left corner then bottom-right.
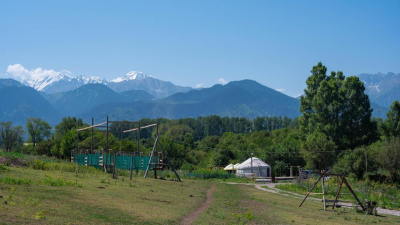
[[236, 157, 271, 178]]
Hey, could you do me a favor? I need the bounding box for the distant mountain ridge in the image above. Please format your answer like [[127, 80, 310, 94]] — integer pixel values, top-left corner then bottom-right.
[[82, 80, 302, 121], [107, 77, 193, 98], [14, 70, 192, 98], [0, 85, 61, 126], [51, 84, 154, 116], [358, 72, 400, 106]]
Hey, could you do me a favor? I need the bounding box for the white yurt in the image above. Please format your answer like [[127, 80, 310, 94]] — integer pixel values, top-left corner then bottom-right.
[[236, 157, 271, 178], [223, 164, 235, 171]]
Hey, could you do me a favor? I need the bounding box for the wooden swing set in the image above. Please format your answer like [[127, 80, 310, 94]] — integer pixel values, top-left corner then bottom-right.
[[299, 170, 367, 212]]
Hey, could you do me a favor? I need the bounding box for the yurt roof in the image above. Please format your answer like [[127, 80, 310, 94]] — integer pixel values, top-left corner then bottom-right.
[[223, 164, 235, 170], [237, 157, 270, 169], [233, 163, 241, 169]]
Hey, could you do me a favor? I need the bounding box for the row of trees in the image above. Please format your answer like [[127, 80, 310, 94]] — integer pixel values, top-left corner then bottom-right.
[[0, 118, 52, 152]]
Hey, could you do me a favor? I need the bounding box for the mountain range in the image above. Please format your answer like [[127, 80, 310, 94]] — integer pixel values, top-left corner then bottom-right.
[[18, 70, 192, 98], [1, 71, 399, 127], [0, 78, 304, 126]]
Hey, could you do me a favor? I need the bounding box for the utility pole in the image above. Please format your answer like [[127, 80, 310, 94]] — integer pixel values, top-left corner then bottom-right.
[[250, 130, 253, 174]]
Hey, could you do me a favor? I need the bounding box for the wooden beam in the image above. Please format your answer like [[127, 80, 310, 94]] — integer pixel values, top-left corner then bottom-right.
[[299, 173, 323, 207], [77, 121, 107, 131]]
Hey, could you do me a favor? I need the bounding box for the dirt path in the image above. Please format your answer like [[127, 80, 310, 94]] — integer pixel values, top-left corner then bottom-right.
[[181, 183, 216, 225]]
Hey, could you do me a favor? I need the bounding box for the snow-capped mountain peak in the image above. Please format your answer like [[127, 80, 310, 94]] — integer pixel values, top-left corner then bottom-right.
[[6, 64, 156, 93], [76, 75, 106, 84], [111, 71, 152, 83], [22, 72, 74, 91]]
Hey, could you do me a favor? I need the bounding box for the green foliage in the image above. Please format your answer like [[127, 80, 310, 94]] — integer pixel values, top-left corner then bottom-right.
[[300, 62, 378, 150], [373, 138, 400, 183], [31, 159, 100, 174], [54, 117, 85, 139], [382, 100, 400, 138], [0, 175, 32, 185], [0, 164, 7, 171], [26, 117, 52, 147], [264, 129, 304, 176], [43, 175, 82, 187], [34, 140, 55, 156], [0, 121, 24, 152], [301, 131, 336, 170]]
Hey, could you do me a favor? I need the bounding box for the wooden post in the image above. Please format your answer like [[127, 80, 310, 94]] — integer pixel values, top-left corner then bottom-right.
[[333, 175, 345, 210], [144, 135, 158, 178], [137, 122, 140, 174], [322, 171, 326, 211], [76, 121, 79, 153], [113, 152, 116, 179], [120, 127, 122, 152], [299, 172, 323, 207], [91, 118, 93, 152], [105, 116, 109, 172], [130, 152, 134, 180], [343, 177, 366, 211]]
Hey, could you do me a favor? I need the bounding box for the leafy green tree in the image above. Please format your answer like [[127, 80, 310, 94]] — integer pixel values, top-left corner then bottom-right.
[[0, 121, 24, 152], [299, 62, 378, 150], [54, 117, 84, 139], [35, 140, 55, 156], [374, 137, 400, 182], [301, 131, 336, 170], [382, 100, 400, 138], [60, 129, 91, 158], [60, 130, 78, 158], [26, 117, 52, 147], [340, 76, 378, 149], [213, 149, 232, 166], [334, 148, 378, 180]]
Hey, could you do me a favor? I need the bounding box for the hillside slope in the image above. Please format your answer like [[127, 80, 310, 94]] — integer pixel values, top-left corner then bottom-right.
[[0, 86, 61, 126]]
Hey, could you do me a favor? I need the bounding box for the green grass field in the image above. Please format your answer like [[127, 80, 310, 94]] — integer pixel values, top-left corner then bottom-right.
[[0, 163, 399, 224]]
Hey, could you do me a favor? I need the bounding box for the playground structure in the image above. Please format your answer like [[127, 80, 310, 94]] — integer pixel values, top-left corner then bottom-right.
[[71, 116, 181, 181], [299, 170, 376, 214]]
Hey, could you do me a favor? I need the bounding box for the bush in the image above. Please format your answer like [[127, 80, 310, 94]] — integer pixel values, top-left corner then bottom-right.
[[43, 176, 82, 187], [0, 176, 32, 185]]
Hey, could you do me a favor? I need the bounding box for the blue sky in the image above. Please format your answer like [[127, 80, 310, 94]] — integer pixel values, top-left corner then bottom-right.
[[0, 0, 399, 97]]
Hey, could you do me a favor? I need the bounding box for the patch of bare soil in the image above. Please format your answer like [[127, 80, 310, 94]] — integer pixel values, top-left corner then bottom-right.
[[181, 183, 216, 225], [0, 156, 26, 167]]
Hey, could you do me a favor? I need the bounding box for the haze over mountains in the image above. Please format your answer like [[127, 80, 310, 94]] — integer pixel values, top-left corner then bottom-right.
[[1, 71, 399, 127]]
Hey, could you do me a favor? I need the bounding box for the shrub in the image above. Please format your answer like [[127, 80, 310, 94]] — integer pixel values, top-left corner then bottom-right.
[[0, 176, 32, 185], [43, 176, 82, 187]]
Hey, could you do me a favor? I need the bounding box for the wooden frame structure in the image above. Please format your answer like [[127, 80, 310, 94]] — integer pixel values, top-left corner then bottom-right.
[[73, 116, 181, 182], [299, 170, 366, 212], [144, 135, 182, 182]]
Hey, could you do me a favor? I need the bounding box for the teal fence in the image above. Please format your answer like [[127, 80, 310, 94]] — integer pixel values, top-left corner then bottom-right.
[[73, 154, 159, 171]]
